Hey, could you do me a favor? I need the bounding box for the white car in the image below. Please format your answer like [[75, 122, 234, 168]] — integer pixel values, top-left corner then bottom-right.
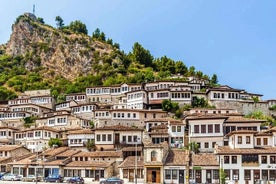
[[2, 173, 21, 181]]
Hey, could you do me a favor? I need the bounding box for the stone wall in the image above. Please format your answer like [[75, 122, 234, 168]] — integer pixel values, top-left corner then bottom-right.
[[210, 101, 269, 115]]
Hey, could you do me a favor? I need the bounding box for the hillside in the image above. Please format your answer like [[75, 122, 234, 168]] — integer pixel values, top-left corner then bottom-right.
[[0, 13, 215, 100]]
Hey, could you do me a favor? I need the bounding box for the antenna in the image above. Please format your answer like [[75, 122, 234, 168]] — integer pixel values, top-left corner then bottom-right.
[[33, 4, 35, 15]]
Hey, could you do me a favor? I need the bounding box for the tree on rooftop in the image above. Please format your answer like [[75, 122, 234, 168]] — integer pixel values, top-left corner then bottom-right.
[[48, 138, 62, 147]]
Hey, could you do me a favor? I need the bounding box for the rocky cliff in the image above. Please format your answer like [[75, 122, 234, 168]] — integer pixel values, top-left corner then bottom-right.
[[4, 13, 114, 81]]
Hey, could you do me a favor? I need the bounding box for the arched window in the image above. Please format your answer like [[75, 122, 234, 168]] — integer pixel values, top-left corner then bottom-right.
[[151, 151, 157, 161]]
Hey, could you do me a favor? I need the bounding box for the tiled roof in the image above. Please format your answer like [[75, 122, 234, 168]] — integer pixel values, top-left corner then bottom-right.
[[67, 129, 94, 135], [122, 146, 143, 152], [56, 149, 81, 157], [95, 125, 143, 131], [66, 161, 112, 168], [185, 115, 229, 121], [74, 150, 123, 158], [43, 147, 69, 156], [19, 126, 59, 133], [9, 154, 36, 165], [226, 130, 258, 137], [151, 124, 168, 130], [145, 117, 178, 122], [0, 157, 12, 162], [42, 159, 67, 166], [0, 145, 24, 151], [0, 126, 19, 130], [118, 156, 144, 168], [165, 150, 189, 166], [225, 116, 266, 123], [192, 153, 219, 166], [216, 146, 276, 155]]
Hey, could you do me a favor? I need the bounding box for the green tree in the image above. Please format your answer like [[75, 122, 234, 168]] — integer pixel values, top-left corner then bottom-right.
[[211, 74, 218, 85], [55, 16, 64, 29], [48, 138, 62, 147], [186, 142, 199, 154], [162, 99, 179, 113], [92, 28, 101, 39], [86, 139, 95, 151], [192, 96, 209, 108], [68, 20, 88, 34], [175, 61, 188, 74], [131, 42, 154, 67], [37, 17, 45, 24], [219, 168, 226, 184], [23, 116, 36, 128], [187, 66, 195, 76]]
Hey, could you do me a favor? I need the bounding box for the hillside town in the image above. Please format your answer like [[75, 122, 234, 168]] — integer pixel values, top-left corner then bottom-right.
[[0, 77, 275, 184]]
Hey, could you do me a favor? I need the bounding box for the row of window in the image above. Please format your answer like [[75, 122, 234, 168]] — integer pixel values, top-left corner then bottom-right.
[[171, 93, 191, 99], [213, 92, 239, 99], [0, 113, 26, 119], [224, 155, 276, 164], [15, 131, 52, 139], [194, 124, 220, 134], [113, 112, 137, 118], [127, 93, 145, 100], [96, 134, 112, 142], [171, 126, 182, 132], [224, 169, 276, 181]]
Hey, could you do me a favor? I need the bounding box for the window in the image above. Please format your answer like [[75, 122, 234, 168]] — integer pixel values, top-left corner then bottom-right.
[[270, 170, 276, 180], [177, 126, 181, 132], [244, 170, 251, 180], [208, 124, 213, 133], [102, 134, 106, 141], [122, 136, 126, 143], [238, 136, 242, 144], [224, 170, 230, 180], [257, 138, 261, 145], [264, 138, 268, 145], [270, 156, 276, 164], [213, 170, 219, 179], [172, 170, 177, 180], [262, 156, 267, 164], [151, 151, 157, 161], [194, 125, 199, 133], [262, 170, 268, 180], [128, 136, 132, 142], [232, 170, 239, 180], [224, 156, 230, 164], [201, 125, 206, 133], [97, 135, 101, 141], [133, 113, 136, 118], [232, 156, 237, 164], [165, 170, 171, 180], [172, 126, 176, 132], [108, 134, 112, 141], [204, 142, 209, 148], [133, 136, 138, 142], [246, 136, 251, 144], [215, 124, 220, 133]]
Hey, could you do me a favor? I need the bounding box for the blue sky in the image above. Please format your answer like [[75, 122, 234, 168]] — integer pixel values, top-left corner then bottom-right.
[[0, 0, 275, 99]]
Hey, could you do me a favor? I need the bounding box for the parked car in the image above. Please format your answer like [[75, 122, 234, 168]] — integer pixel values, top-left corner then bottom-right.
[[100, 177, 124, 184], [2, 173, 21, 181], [66, 176, 84, 184], [44, 175, 63, 182], [0, 172, 6, 180], [22, 174, 42, 182]]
